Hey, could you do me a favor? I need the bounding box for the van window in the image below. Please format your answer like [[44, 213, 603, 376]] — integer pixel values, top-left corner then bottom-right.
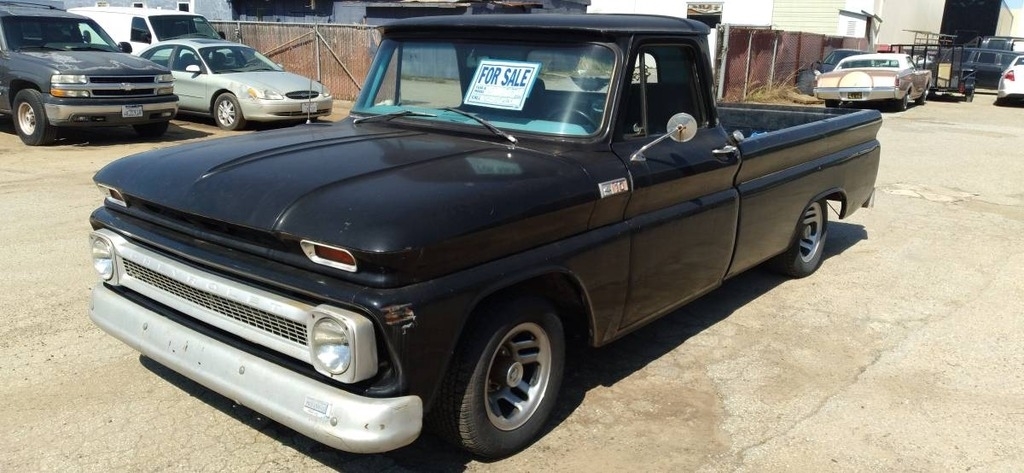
[[130, 17, 150, 43], [149, 15, 218, 41]]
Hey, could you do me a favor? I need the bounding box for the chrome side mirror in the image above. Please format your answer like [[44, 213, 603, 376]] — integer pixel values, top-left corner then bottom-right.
[[630, 113, 698, 162]]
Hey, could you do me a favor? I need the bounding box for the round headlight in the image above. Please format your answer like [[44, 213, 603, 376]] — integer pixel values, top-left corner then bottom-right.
[[90, 235, 114, 281], [311, 317, 352, 374]]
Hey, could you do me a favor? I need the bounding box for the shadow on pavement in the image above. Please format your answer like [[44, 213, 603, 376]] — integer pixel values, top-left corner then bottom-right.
[[141, 221, 867, 472]]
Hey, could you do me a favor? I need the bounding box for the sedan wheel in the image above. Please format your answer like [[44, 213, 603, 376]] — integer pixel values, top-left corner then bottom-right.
[[214, 93, 247, 131]]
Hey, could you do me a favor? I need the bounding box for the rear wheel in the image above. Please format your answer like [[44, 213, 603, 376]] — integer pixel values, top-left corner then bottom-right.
[[429, 296, 565, 459], [767, 199, 829, 278], [893, 91, 910, 111], [914, 88, 927, 105], [13, 89, 57, 146], [994, 97, 1008, 106]]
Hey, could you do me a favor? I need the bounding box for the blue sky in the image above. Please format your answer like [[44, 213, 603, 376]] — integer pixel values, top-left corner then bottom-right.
[[1009, 0, 1023, 8]]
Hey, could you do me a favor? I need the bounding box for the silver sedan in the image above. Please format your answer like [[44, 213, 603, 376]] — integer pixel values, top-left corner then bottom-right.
[[140, 38, 333, 130]]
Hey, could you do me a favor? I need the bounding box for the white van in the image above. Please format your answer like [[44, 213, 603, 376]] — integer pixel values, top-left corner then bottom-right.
[[67, 7, 223, 54]]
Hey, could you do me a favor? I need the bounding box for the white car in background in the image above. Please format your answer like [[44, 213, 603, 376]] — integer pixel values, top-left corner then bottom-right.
[[995, 55, 1024, 106]]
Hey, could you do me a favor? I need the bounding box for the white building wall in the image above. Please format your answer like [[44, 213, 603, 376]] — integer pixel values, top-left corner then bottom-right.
[[874, 0, 945, 45], [587, 0, 687, 17], [722, 0, 772, 26]]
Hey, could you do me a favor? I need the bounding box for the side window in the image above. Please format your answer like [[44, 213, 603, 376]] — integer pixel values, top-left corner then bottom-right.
[[130, 17, 150, 43], [171, 47, 201, 72], [143, 45, 173, 68], [977, 51, 996, 65], [621, 44, 705, 138]]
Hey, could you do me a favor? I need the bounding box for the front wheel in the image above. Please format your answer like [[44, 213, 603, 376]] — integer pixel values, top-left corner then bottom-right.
[[429, 296, 565, 459], [213, 93, 247, 131], [13, 89, 57, 146], [767, 199, 829, 278]]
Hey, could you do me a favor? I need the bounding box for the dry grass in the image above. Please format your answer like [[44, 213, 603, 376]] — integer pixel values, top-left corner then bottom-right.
[[741, 82, 823, 106]]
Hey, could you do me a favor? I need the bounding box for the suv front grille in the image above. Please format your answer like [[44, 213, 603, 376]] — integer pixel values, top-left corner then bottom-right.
[[90, 76, 158, 84], [123, 259, 309, 346]]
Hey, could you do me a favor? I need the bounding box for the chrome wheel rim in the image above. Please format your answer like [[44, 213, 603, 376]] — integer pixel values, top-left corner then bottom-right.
[[217, 99, 236, 126], [17, 102, 36, 135], [484, 322, 552, 431], [798, 202, 824, 263]]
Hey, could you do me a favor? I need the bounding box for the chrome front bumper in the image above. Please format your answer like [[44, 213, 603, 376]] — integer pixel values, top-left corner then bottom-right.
[[90, 284, 422, 453], [45, 102, 178, 125]]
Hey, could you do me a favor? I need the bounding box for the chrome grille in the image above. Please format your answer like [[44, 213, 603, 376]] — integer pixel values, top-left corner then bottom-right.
[[123, 259, 308, 345], [90, 76, 157, 84]]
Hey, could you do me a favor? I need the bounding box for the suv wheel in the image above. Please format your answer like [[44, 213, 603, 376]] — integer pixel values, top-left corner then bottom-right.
[[13, 89, 57, 146]]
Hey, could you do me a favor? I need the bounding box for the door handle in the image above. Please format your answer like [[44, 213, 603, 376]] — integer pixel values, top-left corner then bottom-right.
[[712, 145, 737, 163]]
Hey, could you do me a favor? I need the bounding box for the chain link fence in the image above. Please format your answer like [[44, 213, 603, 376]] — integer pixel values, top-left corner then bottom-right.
[[210, 21, 379, 101], [715, 25, 869, 102]]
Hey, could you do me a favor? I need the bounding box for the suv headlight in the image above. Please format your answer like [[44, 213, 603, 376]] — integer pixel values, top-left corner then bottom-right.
[[156, 74, 174, 83], [308, 306, 378, 383], [52, 74, 88, 85]]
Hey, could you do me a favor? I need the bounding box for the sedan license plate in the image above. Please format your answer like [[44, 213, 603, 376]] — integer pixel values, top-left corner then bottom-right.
[[301, 102, 317, 114], [122, 105, 144, 118], [846, 92, 863, 100]]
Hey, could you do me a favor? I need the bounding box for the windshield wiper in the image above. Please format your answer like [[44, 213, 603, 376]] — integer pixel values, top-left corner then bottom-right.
[[352, 109, 436, 124], [442, 107, 517, 146]]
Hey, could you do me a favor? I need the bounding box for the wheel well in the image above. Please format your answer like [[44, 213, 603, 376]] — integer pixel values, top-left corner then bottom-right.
[[470, 273, 592, 346], [821, 190, 849, 218], [209, 89, 233, 113], [8, 80, 39, 108]]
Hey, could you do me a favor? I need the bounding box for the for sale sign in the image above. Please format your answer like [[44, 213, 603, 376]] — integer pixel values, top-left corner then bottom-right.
[[464, 59, 541, 111]]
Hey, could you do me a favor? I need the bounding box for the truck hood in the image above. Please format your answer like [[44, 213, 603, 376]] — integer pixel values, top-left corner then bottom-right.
[[16, 51, 167, 74], [94, 121, 598, 283]]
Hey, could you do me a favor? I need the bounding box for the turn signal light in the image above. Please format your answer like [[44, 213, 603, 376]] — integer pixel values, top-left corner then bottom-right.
[[300, 240, 357, 272]]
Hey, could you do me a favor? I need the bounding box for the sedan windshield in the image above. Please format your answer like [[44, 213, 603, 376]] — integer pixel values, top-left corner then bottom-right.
[[2, 17, 119, 52], [200, 45, 281, 73], [353, 39, 616, 137]]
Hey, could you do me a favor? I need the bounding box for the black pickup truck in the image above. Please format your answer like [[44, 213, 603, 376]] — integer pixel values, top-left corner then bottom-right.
[[0, 2, 177, 145], [88, 14, 881, 458]]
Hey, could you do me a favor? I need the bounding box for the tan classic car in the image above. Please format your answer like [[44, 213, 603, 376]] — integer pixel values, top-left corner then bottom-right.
[[814, 53, 932, 111]]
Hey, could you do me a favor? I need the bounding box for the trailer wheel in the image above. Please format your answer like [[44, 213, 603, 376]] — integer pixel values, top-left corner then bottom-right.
[[767, 199, 829, 278], [429, 296, 565, 459]]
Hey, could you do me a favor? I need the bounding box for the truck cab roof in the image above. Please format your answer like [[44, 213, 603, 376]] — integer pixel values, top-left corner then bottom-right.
[[381, 13, 710, 36]]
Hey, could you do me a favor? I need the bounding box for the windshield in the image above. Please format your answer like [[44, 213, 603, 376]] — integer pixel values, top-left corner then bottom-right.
[[2, 16, 119, 52], [823, 50, 862, 65], [353, 39, 616, 137], [150, 15, 219, 41], [200, 45, 280, 73]]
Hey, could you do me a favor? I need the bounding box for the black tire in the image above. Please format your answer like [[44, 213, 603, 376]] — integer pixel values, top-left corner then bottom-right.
[[767, 199, 829, 278], [994, 97, 1008, 107], [13, 89, 57, 146], [133, 121, 170, 138], [893, 91, 910, 112], [429, 296, 565, 459], [914, 88, 927, 105], [824, 99, 840, 108], [213, 93, 247, 130]]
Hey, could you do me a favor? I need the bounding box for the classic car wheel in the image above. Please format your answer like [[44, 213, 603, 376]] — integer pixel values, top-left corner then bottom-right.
[[767, 199, 829, 278], [824, 99, 840, 108], [13, 89, 57, 146], [894, 91, 910, 112], [133, 121, 170, 138], [214, 93, 247, 131], [915, 89, 927, 105], [430, 296, 565, 458]]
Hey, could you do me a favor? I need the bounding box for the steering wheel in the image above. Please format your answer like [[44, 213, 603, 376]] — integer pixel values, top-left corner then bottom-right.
[[546, 108, 598, 131]]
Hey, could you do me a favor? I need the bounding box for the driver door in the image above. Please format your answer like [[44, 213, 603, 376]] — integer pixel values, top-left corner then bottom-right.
[[612, 43, 740, 330]]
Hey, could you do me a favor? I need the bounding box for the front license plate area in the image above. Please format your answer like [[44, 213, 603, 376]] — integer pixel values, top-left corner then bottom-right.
[[846, 92, 863, 100], [122, 105, 143, 118], [301, 102, 317, 113]]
